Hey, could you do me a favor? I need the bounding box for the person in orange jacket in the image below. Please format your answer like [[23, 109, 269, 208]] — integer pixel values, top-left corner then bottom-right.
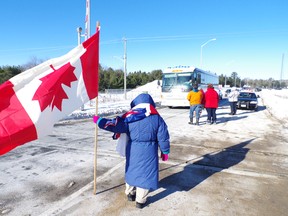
[[187, 83, 203, 125]]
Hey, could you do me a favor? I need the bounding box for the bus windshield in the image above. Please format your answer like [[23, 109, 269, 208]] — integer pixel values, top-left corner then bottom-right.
[[162, 72, 193, 92], [160, 65, 219, 107]]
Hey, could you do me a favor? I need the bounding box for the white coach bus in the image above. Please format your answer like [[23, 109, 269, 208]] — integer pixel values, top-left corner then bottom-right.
[[160, 65, 219, 107]]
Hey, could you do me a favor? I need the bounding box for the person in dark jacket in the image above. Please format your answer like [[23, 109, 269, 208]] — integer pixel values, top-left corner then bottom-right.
[[93, 93, 170, 209], [204, 84, 219, 124]]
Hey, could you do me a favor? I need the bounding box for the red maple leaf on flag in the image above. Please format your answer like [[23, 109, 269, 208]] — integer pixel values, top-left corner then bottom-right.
[[32, 63, 77, 111]]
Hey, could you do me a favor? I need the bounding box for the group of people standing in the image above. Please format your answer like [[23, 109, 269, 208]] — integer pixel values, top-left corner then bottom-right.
[[187, 84, 241, 125], [187, 83, 219, 125]]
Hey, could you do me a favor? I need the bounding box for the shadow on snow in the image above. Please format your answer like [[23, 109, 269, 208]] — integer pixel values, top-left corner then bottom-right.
[[149, 139, 254, 204]]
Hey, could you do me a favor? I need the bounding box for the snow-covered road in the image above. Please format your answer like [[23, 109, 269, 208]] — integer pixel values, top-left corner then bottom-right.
[[1, 91, 288, 215]]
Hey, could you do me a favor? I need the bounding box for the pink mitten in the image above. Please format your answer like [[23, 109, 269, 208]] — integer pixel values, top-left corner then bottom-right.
[[161, 153, 169, 161], [93, 115, 100, 124]]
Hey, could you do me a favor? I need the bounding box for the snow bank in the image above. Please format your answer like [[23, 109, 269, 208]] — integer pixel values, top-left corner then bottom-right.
[[260, 89, 288, 123], [66, 80, 161, 120]]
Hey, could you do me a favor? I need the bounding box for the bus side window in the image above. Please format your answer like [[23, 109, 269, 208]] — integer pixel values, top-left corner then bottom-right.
[[193, 73, 197, 82], [197, 74, 201, 84]]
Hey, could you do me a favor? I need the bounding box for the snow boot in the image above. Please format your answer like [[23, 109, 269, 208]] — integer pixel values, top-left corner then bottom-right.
[[188, 118, 193, 124], [127, 194, 136, 201], [136, 202, 145, 209]]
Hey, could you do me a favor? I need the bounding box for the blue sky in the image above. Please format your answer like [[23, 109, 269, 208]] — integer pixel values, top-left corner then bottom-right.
[[0, 0, 287, 80]]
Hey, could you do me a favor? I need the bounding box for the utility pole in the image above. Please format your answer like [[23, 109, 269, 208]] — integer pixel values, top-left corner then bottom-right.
[[85, 0, 90, 40], [123, 37, 127, 99], [280, 53, 284, 88]]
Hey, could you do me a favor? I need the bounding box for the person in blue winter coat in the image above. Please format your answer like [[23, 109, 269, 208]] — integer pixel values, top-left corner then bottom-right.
[[93, 93, 170, 209]]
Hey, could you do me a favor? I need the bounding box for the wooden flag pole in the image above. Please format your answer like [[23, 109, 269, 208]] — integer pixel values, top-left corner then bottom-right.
[[93, 98, 98, 194], [93, 21, 100, 195]]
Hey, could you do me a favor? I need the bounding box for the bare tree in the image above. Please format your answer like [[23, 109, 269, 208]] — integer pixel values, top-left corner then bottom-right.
[[22, 56, 45, 70]]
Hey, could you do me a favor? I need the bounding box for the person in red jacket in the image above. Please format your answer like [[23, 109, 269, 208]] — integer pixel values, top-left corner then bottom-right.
[[204, 84, 219, 124]]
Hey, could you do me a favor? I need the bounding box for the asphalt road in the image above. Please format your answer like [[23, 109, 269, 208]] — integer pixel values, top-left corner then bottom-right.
[[1, 98, 288, 216]]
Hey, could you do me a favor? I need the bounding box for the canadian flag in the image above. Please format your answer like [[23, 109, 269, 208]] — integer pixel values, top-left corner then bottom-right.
[[0, 29, 100, 155]]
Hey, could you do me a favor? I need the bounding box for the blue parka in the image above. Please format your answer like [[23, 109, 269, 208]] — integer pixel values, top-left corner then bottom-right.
[[97, 93, 170, 190]]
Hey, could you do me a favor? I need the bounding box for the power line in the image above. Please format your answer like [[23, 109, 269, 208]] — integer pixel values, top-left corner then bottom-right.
[[102, 29, 288, 44], [0, 45, 74, 53], [1, 29, 287, 65]]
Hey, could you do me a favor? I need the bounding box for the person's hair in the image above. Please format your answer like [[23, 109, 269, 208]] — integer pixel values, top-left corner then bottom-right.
[[207, 84, 213, 89]]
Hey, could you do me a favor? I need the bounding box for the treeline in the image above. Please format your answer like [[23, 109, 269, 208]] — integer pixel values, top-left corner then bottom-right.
[[0, 65, 23, 84], [0, 64, 162, 92], [1, 64, 286, 90], [98, 65, 162, 92], [218, 72, 287, 89]]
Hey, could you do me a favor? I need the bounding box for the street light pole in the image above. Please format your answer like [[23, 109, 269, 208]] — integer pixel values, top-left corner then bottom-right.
[[77, 27, 85, 110], [77, 27, 83, 45], [200, 38, 216, 68]]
